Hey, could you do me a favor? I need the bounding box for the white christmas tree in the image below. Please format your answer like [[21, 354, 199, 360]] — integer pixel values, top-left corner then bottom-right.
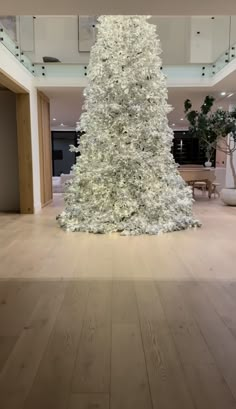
[[57, 15, 200, 235]]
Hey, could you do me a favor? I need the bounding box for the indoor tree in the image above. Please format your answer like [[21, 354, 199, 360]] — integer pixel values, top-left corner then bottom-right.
[[184, 96, 216, 164], [57, 16, 200, 234], [185, 96, 236, 203], [210, 108, 236, 187]]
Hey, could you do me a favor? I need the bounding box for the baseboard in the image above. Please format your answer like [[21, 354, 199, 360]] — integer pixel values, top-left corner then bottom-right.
[[41, 199, 53, 208]]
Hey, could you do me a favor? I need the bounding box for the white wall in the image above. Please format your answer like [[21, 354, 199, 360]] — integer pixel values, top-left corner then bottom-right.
[[226, 151, 236, 188], [150, 17, 190, 65], [225, 137, 236, 188], [191, 16, 231, 63], [230, 16, 236, 47], [26, 16, 89, 64], [190, 17, 214, 63], [189, 16, 233, 64], [0, 90, 20, 211], [29, 16, 191, 65], [215, 168, 226, 190], [23, 16, 235, 66], [0, 43, 41, 211], [212, 16, 230, 61], [225, 105, 236, 188]]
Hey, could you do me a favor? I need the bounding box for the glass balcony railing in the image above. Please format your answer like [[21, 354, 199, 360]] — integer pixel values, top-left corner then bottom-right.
[[1, 15, 236, 80], [33, 63, 86, 78], [212, 43, 236, 75], [0, 19, 34, 74]]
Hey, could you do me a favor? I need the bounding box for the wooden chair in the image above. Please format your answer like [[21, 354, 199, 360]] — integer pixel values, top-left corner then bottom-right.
[[193, 181, 207, 196], [212, 182, 220, 198]]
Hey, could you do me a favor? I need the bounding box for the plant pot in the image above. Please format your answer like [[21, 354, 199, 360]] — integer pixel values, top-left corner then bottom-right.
[[220, 188, 236, 206], [205, 161, 212, 167]]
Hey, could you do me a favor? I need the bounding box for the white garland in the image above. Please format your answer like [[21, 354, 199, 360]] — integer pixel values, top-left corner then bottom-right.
[[57, 16, 200, 235]]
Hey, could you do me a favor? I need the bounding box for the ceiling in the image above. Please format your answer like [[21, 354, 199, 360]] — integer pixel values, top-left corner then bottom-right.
[[1, 0, 236, 15], [45, 87, 84, 129], [168, 87, 236, 129]]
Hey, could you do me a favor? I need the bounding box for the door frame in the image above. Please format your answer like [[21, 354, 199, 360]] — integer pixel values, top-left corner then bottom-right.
[[0, 69, 34, 214], [37, 90, 53, 208]]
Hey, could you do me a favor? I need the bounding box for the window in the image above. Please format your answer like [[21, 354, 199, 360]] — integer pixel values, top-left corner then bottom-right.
[[53, 150, 63, 160], [172, 131, 214, 165], [51, 131, 77, 176]]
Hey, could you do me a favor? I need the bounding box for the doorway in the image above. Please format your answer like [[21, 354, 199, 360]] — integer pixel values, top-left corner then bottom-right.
[[52, 131, 76, 176], [38, 91, 53, 207], [0, 69, 34, 213], [0, 87, 19, 212]]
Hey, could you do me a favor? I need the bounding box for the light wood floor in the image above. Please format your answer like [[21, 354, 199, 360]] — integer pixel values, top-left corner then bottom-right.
[[0, 194, 236, 409]]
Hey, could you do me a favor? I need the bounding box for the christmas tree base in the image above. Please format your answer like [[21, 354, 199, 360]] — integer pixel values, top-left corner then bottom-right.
[[57, 212, 201, 235]]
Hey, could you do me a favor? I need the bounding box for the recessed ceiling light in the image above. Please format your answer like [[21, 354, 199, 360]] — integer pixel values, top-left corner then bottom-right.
[[60, 123, 64, 126], [221, 92, 226, 96], [180, 118, 184, 121], [172, 123, 175, 126], [227, 93, 234, 98], [53, 118, 56, 121]]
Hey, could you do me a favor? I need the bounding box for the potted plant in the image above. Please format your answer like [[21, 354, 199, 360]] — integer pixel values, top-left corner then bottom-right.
[[184, 96, 236, 205]]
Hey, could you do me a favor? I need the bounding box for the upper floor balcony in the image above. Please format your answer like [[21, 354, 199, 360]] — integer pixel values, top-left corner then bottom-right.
[[1, 15, 236, 86]]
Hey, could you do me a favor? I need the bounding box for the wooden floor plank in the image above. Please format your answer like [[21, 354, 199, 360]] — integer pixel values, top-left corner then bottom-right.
[[0, 281, 18, 304], [157, 282, 215, 365], [71, 281, 111, 393], [183, 363, 236, 409], [200, 281, 236, 339], [158, 282, 236, 409], [111, 323, 152, 409], [0, 195, 236, 409], [179, 282, 236, 402], [112, 281, 139, 324], [135, 281, 195, 409], [0, 281, 47, 336], [0, 336, 18, 372], [23, 282, 89, 409], [1, 194, 236, 281], [0, 282, 65, 409], [68, 393, 109, 409], [223, 282, 236, 310]]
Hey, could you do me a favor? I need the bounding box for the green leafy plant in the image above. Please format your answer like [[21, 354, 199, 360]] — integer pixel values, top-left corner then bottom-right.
[[184, 96, 236, 188], [184, 96, 216, 161]]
